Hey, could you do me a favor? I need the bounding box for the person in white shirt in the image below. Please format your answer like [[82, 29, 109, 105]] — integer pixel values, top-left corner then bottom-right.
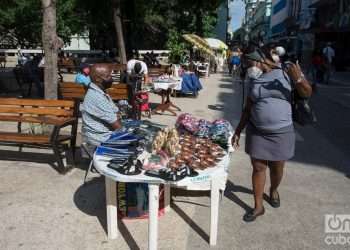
[[323, 42, 335, 64], [127, 57, 149, 84], [322, 42, 335, 84]]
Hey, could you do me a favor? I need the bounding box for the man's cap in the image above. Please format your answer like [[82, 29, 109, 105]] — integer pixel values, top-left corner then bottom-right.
[[244, 51, 264, 62], [80, 63, 90, 71]]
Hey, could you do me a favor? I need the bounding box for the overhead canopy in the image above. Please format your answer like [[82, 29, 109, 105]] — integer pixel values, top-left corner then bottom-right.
[[205, 38, 228, 50], [182, 34, 215, 56]]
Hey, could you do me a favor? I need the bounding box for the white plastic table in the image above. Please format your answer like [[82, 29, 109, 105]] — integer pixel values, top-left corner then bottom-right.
[[93, 153, 230, 250], [152, 78, 182, 116]]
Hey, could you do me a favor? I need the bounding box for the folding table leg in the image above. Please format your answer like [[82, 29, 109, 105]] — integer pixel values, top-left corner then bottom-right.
[[105, 177, 118, 240], [164, 184, 171, 213], [148, 184, 160, 250], [210, 178, 220, 246]]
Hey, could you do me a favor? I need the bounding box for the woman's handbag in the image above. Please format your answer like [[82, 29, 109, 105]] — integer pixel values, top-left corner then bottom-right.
[[281, 63, 317, 126], [291, 90, 317, 126]]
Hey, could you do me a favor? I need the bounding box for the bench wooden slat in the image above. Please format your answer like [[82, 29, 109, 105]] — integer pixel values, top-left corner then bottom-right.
[[59, 82, 129, 101], [0, 98, 75, 108], [60, 82, 82, 88], [111, 83, 128, 89], [60, 93, 85, 100], [106, 88, 128, 94], [0, 115, 75, 125], [110, 64, 127, 71], [108, 94, 128, 100], [60, 89, 87, 94], [0, 132, 71, 144], [0, 107, 73, 117]]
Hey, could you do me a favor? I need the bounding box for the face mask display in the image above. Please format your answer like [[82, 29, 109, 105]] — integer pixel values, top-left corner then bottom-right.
[[247, 66, 263, 79]]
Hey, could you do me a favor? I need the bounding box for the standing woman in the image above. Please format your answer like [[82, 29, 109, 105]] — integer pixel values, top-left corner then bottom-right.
[[232, 46, 312, 222]]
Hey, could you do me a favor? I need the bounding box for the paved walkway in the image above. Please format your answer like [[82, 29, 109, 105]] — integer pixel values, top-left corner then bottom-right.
[[0, 73, 349, 250], [330, 72, 350, 86]]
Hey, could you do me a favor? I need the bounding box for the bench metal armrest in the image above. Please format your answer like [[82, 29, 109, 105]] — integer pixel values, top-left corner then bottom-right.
[[50, 118, 77, 144]]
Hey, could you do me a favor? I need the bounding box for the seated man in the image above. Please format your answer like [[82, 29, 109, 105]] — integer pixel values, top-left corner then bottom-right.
[[81, 64, 122, 148], [127, 55, 149, 84]]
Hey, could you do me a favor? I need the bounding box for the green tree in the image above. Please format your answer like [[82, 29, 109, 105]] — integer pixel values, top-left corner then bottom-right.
[[0, 0, 224, 53], [166, 29, 186, 63], [0, 0, 85, 48]]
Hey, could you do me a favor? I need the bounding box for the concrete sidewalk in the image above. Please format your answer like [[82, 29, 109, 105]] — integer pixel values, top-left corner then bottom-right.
[[0, 73, 349, 250]]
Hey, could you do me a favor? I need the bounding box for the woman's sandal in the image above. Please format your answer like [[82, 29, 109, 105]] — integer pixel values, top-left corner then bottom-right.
[[243, 207, 265, 222], [269, 189, 280, 208]]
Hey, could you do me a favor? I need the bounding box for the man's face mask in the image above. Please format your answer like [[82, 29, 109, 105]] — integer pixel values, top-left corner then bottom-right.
[[102, 78, 113, 89], [247, 66, 263, 79]]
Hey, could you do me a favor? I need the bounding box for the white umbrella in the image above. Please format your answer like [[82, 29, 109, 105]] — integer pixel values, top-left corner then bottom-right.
[[205, 38, 228, 50]]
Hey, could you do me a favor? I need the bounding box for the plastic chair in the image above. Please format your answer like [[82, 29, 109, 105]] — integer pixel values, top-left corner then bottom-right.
[[81, 142, 96, 184]]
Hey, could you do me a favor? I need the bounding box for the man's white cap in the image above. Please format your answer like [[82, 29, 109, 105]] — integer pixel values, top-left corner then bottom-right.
[[275, 46, 286, 57]]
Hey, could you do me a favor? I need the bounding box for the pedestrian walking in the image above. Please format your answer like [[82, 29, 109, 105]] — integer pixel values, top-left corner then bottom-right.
[[311, 50, 325, 87], [232, 45, 312, 222], [322, 42, 335, 84]]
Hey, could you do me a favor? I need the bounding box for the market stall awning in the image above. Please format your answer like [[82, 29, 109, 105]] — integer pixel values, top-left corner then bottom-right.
[[205, 38, 228, 50], [182, 34, 215, 56]]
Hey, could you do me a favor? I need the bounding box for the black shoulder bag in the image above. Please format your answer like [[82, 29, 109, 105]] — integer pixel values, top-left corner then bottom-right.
[[281, 64, 317, 126]]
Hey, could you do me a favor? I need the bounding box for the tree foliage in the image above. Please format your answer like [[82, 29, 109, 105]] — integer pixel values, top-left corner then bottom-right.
[[0, 0, 84, 48], [0, 0, 225, 52]]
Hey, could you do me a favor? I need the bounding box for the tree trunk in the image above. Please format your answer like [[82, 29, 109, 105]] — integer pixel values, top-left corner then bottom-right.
[[112, 0, 127, 64], [41, 0, 59, 99], [195, 0, 203, 37]]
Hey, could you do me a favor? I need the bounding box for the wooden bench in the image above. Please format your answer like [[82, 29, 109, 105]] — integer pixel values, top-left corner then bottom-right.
[[0, 56, 6, 68], [0, 98, 79, 173], [58, 58, 77, 73], [148, 67, 167, 78], [59, 82, 129, 102]]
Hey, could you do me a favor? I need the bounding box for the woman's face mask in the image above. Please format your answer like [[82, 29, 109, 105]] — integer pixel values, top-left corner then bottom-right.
[[247, 66, 263, 79], [272, 54, 280, 63]]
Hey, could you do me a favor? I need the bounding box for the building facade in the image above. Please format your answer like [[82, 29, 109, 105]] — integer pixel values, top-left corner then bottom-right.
[[250, 0, 272, 42], [270, 0, 289, 37], [241, 0, 273, 44], [214, 1, 233, 44], [309, 0, 350, 70]]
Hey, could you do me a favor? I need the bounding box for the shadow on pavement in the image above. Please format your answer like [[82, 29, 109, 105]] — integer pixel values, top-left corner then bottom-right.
[[218, 83, 235, 89], [291, 88, 350, 176], [224, 180, 253, 213], [171, 202, 209, 243], [0, 148, 63, 173], [219, 78, 234, 83], [211, 74, 245, 130], [73, 177, 140, 250]]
